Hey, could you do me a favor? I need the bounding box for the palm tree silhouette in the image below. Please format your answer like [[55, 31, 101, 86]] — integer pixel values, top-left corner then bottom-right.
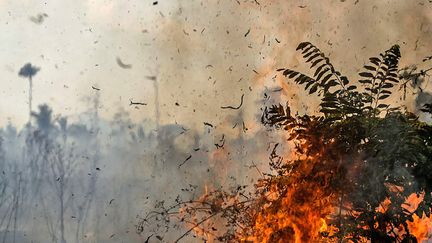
[[18, 63, 40, 122]]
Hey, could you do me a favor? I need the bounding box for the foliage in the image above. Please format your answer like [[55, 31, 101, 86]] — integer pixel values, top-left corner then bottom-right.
[[18, 63, 40, 78], [265, 42, 432, 242], [266, 42, 432, 242], [143, 42, 432, 242]]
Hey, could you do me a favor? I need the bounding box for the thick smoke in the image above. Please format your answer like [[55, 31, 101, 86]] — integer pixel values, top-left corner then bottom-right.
[[0, 92, 285, 242], [0, 0, 432, 242]]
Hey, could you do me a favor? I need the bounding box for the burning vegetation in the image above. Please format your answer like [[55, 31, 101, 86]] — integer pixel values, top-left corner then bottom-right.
[[141, 42, 432, 242]]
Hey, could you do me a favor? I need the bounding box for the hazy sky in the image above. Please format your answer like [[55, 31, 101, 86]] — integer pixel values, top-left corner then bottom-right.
[[1, 0, 432, 129]]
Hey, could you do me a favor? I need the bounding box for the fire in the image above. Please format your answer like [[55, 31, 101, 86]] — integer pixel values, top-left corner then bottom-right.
[[176, 153, 432, 242], [185, 158, 432, 242], [180, 144, 432, 242], [408, 214, 432, 242], [177, 184, 219, 243], [173, 95, 432, 243], [244, 187, 335, 242], [234, 147, 340, 242], [319, 218, 328, 233], [405, 193, 432, 242]]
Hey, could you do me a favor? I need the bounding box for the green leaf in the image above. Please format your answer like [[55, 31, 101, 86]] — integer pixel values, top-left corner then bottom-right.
[[325, 80, 339, 88], [288, 71, 298, 79], [309, 83, 319, 94], [369, 57, 381, 65], [362, 106, 373, 111], [386, 77, 399, 83], [347, 85, 357, 91], [310, 58, 324, 68], [363, 65, 377, 71], [298, 76, 310, 84], [341, 76, 350, 85], [379, 94, 390, 100], [306, 53, 320, 61], [321, 102, 338, 108], [387, 72, 398, 78], [359, 72, 374, 78], [301, 45, 314, 55], [322, 94, 338, 102], [283, 69, 293, 76], [316, 67, 330, 80], [359, 79, 372, 84], [381, 83, 394, 89], [314, 64, 327, 77], [296, 42, 310, 51], [320, 73, 333, 84], [305, 80, 314, 90]]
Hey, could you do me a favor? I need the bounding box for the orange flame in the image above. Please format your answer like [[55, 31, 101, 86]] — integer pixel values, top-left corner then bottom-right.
[[405, 193, 432, 241]]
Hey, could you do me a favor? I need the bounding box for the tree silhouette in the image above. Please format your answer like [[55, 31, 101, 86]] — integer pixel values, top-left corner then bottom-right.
[[18, 63, 40, 122], [31, 104, 53, 133]]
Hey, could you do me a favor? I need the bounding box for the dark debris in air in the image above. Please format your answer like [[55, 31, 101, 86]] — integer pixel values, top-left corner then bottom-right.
[[116, 57, 132, 69], [29, 13, 48, 24]]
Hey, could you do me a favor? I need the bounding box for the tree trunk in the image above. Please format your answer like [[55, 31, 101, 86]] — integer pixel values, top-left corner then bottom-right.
[[60, 179, 66, 243], [29, 76, 32, 122], [59, 141, 66, 243]]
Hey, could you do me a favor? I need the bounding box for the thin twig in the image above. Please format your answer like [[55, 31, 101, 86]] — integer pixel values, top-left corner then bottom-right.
[[130, 99, 147, 106], [178, 155, 192, 168], [174, 213, 218, 243]]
